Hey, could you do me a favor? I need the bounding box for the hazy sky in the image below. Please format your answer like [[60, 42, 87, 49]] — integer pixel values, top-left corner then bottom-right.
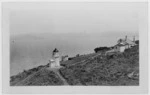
[[9, 2, 146, 76], [10, 2, 141, 36]]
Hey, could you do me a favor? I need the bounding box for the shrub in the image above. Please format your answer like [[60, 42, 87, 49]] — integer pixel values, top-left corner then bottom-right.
[[94, 47, 110, 53]]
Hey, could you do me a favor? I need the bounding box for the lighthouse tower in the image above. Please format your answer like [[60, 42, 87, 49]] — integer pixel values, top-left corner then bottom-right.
[[52, 48, 60, 67], [49, 48, 60, 68]]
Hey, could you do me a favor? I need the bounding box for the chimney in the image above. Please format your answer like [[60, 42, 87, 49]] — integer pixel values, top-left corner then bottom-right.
[[125, 36, 127, 41], [133, 36, 135, 42]]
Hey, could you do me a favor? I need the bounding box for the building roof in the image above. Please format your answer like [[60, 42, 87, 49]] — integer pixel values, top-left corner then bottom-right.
[[117, 38, 136, 45], [53, 48, 59, 52]]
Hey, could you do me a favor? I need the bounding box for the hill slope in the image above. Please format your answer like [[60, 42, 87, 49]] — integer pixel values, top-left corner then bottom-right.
[[59, 45, 139, 85], [10, 45, 139, 86], [10, 66, 64, 86]]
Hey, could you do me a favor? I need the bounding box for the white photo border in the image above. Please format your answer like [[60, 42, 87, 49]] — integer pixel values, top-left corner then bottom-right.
[[1, 1, 148, 94]]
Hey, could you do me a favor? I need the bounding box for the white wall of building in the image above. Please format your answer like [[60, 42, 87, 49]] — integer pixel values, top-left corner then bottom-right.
[[119, 46, 126, 52]]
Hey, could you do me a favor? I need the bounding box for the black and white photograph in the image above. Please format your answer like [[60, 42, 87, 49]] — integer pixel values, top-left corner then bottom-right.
[[1, 1, 148, 94]]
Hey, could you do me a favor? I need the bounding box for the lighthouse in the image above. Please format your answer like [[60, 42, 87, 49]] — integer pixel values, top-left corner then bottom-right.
[[49, 48, 60, 68]]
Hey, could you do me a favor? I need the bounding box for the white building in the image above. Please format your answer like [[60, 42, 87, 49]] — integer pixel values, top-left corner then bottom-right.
[[105, 36, 136, 54], [114, 36, 136, 52], [49, 48, 60, 68], [61, 55, 69, 61]]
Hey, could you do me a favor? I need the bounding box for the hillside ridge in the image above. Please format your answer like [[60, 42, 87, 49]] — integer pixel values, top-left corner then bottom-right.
[[10, 45, 139, 86]]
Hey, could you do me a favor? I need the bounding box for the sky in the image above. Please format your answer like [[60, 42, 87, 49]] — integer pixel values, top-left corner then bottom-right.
[[9, 2, 145, 76], [10, 2, 140, 36]]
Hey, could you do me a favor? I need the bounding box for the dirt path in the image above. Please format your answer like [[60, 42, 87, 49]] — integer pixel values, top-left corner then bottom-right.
[[53, 70, 69, 85], [70, 52, 102, 66], [48, 67, 69, 85]]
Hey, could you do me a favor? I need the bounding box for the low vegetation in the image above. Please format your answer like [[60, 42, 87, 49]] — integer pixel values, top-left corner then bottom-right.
[[59, 45, 139, 85], [10, 45, 139, 86], [10, 65, 64, 86], [94, 46, 110, 53]]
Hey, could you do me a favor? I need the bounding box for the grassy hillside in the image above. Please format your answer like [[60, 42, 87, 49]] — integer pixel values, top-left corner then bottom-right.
[[60, 53, 97, 66], [59, 45, 139, 85], [10, 45, 139, 86], [10, 65, 64, 86]]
